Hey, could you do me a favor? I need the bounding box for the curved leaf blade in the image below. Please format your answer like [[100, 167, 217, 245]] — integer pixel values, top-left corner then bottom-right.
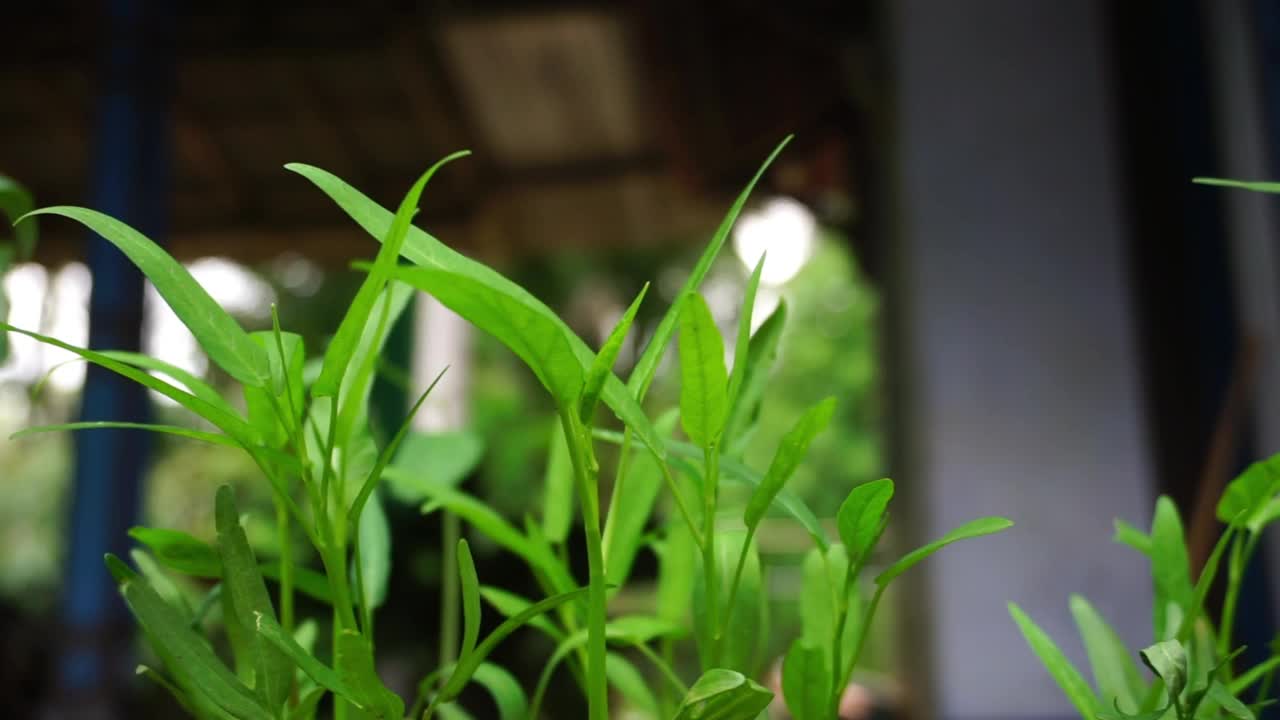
[[1069, 594, 1145, 713], [837, 478, 894, 565], [1009, 603, 1100, 720], [21, 207, 267, 385], [288, 162, 665, 456], [314, 151, 468, 397], [674, 668, 773, 720], [877, 516, 1012, 585], [744, 397, 836, 529], [457, 539, 482, 662], [580, 283, 648, 422]]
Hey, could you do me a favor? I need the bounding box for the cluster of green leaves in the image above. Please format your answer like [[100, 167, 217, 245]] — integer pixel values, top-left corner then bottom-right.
[[9, 139, 1012, 719], [1011, 455, 1280, 720]]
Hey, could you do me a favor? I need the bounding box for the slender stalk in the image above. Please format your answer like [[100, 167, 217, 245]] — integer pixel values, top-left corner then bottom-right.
[[715, 526, 755, 660], [702, 446, 721, 667], [559, 408, 609, 720], [274, 496, 294, 633], [659, 638, 677, 717], [1219, 532, 1253, 662], [829, 567, 860, 718], [601, 428, 635, 557], [438, 512, 461, 666], [353, 524, 372, 637], [658, 457, 706, 550], [838, 583, 886, 691], [634, 641, 688, 696]]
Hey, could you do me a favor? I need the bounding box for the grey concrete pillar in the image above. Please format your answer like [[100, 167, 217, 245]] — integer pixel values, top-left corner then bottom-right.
[[888, 2, 1154, 717]]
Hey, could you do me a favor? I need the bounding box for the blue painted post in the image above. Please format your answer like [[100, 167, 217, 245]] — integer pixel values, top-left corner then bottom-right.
[[53, 0, 173, 710]]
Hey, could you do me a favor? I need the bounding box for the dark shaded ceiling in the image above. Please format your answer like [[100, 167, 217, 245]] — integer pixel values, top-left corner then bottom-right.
[[3, 1, 876, 268]]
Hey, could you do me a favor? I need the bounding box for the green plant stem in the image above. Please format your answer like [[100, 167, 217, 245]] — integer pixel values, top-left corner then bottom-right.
[[601, 428, 635, 556], [439, 512, 461, 666], [274, 496, 294, 634], [657, 454, 706, 550], [560, 408, 609, 720], [702, 446, 721, 668], [715, 525, 755, 660], [635, 641, 689, 696], [659, 637, 677, 717], [353, 524, 372, 637], [834, 582, 885, 698], [829, 565, 863, 718], [1219, 532, 1259, 665]]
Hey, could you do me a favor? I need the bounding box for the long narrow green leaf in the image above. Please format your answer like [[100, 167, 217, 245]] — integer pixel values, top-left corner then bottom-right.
[[580, 283, 648, 422], [1150, 496, 1193, 640], [744, 397, 836, 529], [1113, 519, 1152, 556], [98, 350, 233, 414], [1070, 595, 1145, 713], [106, 555, 272, 720], [628, 136, 793, 401], [290, 160, 713, 456], [457, 539, 481, 661], [678, 293, 728, 449], [128, 526, 220, 577], [314, 151, 468, 397], [386, 264, 584, 405], [215, 486, 292, 710], [1, 322, 261, 445], [1009, 603, 1100, 720], [878, 517, 1013, 585], [1193, 177, 1280, 194], [478, 586, 563, 640], [21, 208, 267, 385], [12, 421, 237, 447], [255, 612, 364, 709]]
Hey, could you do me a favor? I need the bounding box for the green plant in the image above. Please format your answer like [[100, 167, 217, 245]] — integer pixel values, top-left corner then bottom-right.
[[1010, 456, 1280, 720], [9, 139, 1011, 719]]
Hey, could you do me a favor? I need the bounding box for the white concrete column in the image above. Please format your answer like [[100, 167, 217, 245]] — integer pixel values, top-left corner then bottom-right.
[[411, 292, 472, 429]]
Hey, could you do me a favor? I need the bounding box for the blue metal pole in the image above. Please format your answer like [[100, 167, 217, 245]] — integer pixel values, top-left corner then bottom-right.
[[54, 0, 173, 709]]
